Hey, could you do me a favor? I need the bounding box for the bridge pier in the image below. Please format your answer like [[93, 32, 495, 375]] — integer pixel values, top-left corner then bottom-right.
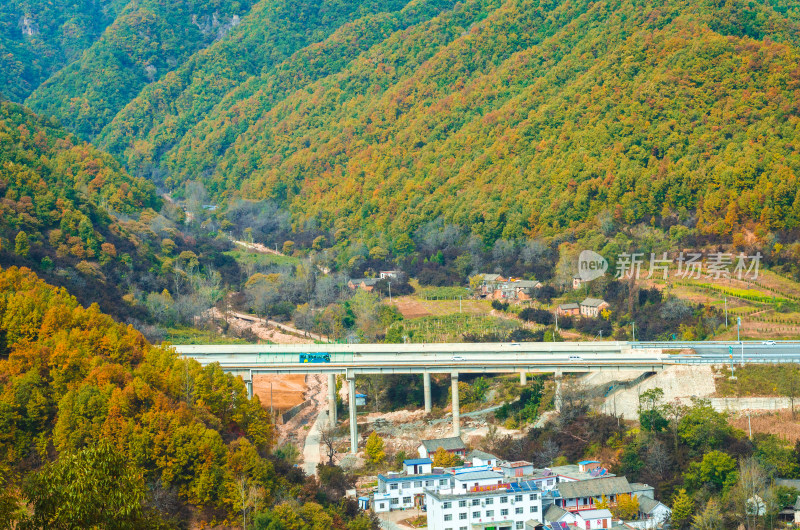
[[423, 372, 432, 413], [348, 376, 358, 454], [520, 371, 527, 386], [554, 369, 563, 412], [328, 374, 337, 424], [451, 372, 460, 437]]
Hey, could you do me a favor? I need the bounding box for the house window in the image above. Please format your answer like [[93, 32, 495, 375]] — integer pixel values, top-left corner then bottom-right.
[[515, 507, 523, 514], [473, 511, 480, 518], [391, 499, 399, 505], [414, 481, 422, 487], [515, 495, 523, 502], [443, 502, 451, 509], [486, 510, 494, 517], [444, 515, 452, 521], [440, 479, 449, 486], [485, 498, 494, 505], [516, 523, 524, 529], [426, 480, 434, 486], [501, 509, 509, 516], [459, 513, 467, 520], [460, 527, 468, 530], [547, 479, 554, 486], [379, 503, 385, 509], [390, 484, 398, 490], [459, 500, 467, 508], [530, 506, 538, 513], [500, 496, 508, 503], [403, 497, 411, 504], [530, 494, 537, 500]]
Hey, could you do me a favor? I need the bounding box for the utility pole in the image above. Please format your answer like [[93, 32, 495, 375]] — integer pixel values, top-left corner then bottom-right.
[[724, 297, 728, 328], [388, 281, 392, 304], [632, 321, 636, 342], [738, 316, 744, 367]]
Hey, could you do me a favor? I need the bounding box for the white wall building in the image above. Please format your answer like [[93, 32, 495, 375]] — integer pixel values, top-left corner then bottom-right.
[[426, 476, 543, 530], [374, 467, 452, 512]]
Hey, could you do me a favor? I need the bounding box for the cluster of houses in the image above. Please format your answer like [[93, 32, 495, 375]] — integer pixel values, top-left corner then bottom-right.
[[474, 273, 610, 319], [363, 436, 671, 530], [475, 274, 543, 301]]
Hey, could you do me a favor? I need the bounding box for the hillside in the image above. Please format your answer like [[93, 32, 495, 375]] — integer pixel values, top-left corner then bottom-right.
[[0, 266, 375, 527], [26, 0, 412, 141], [88, 0, 800, 246], [0, 100, 236, 322], [24, 0, 259, 139], [0, 0, 128, 102]]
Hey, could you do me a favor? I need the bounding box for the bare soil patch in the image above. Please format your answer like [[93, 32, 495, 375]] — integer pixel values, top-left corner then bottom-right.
[[731, 409, 800, 443], [253, 374, 307, 411], [393, 297, 432, 319]]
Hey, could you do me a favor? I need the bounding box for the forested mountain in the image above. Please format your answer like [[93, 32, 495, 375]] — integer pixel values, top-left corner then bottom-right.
[[87, 0, 800, 247], [0, 100, 236, 322], [0, 266, 372, 527], [24, 0, 260, 139], [5, 0, 800, 254], [0, 0, 128, 102]]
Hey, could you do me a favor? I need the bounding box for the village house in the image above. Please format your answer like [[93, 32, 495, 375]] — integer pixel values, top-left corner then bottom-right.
[[374, 462, 452, 512], [468, 449, 501, 468], [636, 496, 671, 526], [418, 436, 467, 459], [475, 273, 506, 297], [500, 461, 535, 478], [554, 476, 633, 511], [572, 277, 583, 290], [579, 298, 610, 318], [557, 303, 580, 317], [379, 270, 399, 279], [511, 280, 543, 301], [347, 277, 380, 291]]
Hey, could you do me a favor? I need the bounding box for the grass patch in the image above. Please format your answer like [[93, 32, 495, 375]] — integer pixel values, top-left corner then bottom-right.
[[224, 248, 300, 268], [714, 364, 794, 397], [414, 285, 471, 300], [401, 313, 521, 342], [162, 327, 251, 345]]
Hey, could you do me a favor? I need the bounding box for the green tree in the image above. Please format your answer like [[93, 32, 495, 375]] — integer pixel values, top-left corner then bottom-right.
[[21, 441, 147, 529], [365, 432, 385, 465], [393, 234, 415, 256], [14, 231, 30, 258], [369, 246, 388, 261], [671, 489, 694, 529], [684, 450, 738, 494], [678, 399, 733, 452], [638, 387, 668, 432], [691, 499, 724, 530]]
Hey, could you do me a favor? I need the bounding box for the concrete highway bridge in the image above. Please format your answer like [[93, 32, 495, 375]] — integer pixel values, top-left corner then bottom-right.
[[173, 341, 800, 453]]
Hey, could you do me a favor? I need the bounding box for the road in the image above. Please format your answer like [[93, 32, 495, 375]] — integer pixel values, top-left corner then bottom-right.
[[172, 340, 800, 377]]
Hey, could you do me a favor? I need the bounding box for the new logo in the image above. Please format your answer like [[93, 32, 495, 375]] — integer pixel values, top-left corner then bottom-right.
[[577, 250, 608, 281]]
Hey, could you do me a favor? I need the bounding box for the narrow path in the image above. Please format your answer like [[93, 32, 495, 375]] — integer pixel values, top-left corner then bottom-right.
[[229, 309, 329, 342], [303, 409, 327, 476]]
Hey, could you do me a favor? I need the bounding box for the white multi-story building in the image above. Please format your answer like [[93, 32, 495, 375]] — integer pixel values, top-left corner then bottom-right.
[[374, 459, 452, 512], [425, 473, 543, 530]]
